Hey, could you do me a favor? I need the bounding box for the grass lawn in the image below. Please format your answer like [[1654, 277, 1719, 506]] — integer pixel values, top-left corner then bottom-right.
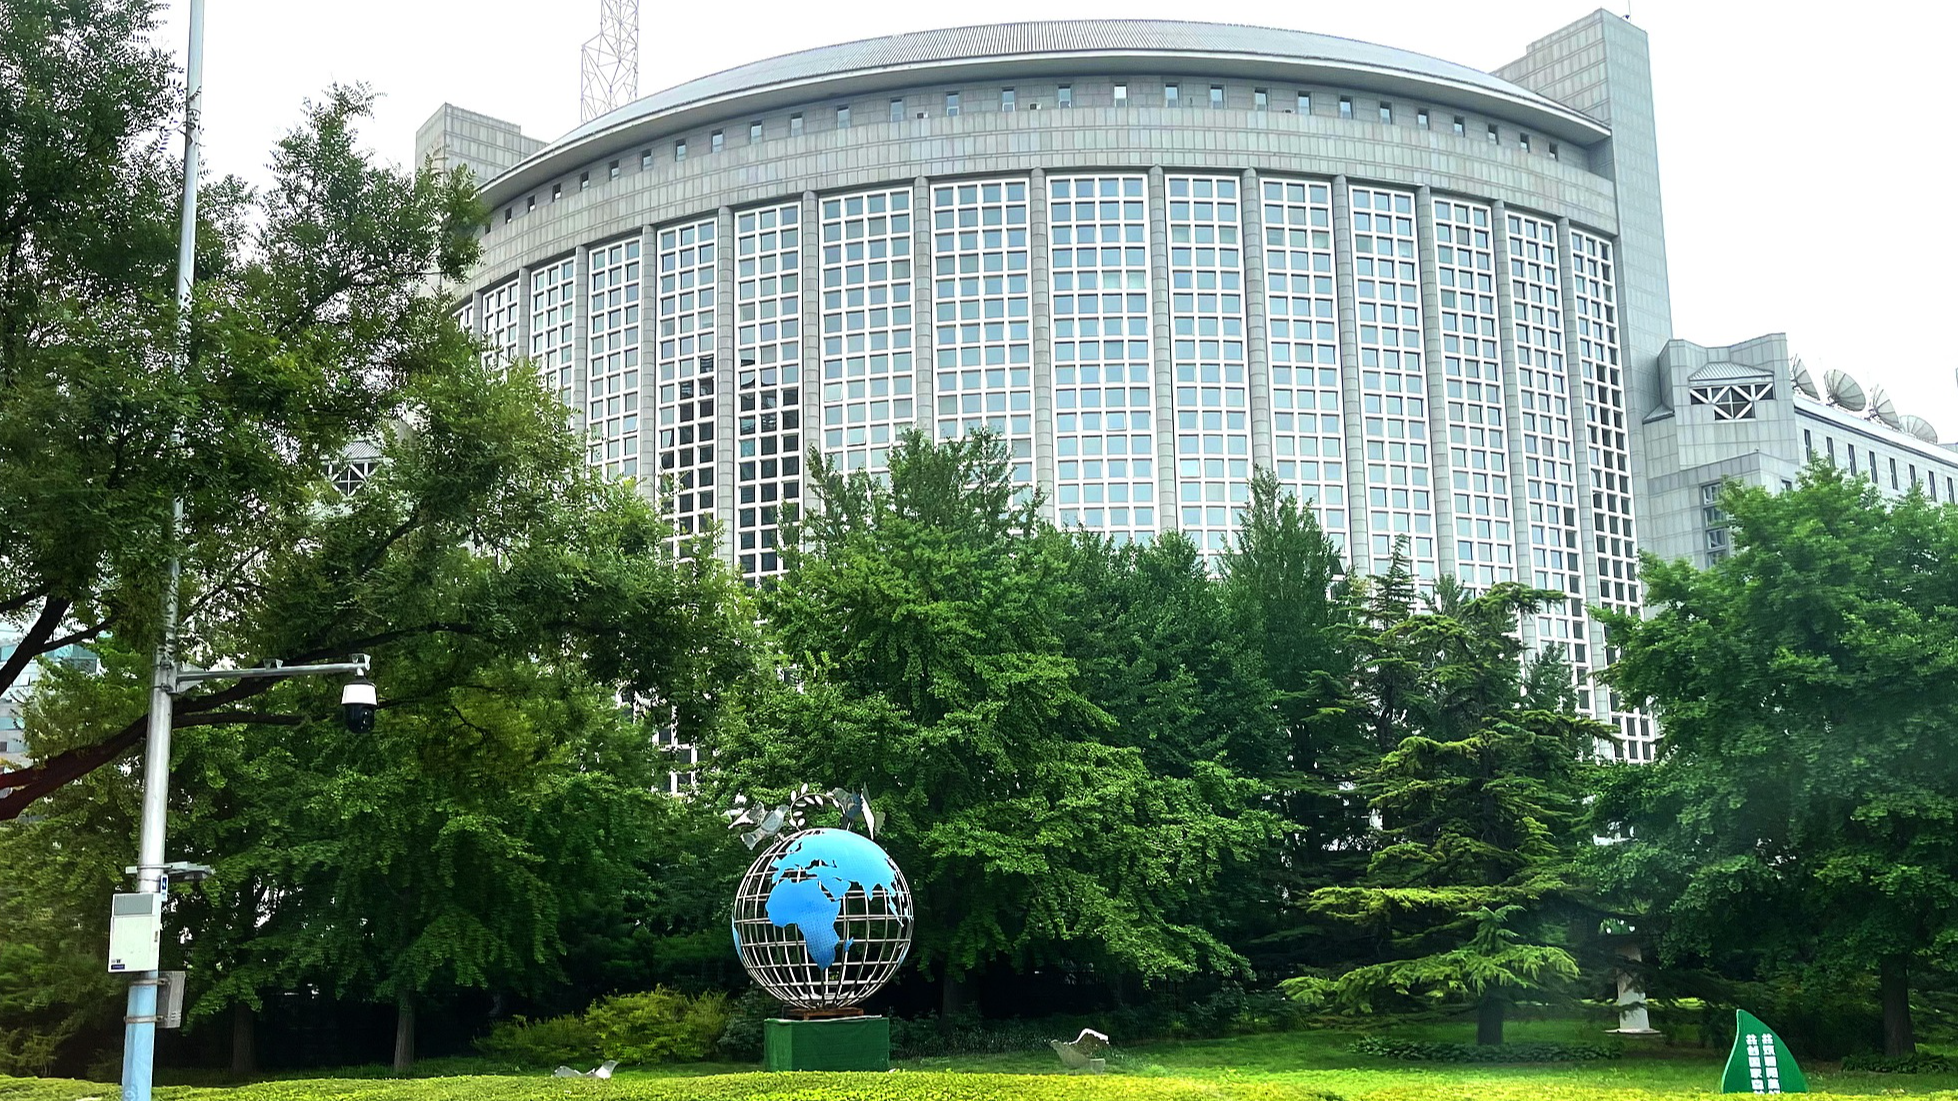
[[6, 1020, 1957, 1099]]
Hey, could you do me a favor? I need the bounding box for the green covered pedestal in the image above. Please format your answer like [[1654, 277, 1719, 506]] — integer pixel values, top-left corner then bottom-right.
[[762, 1015, 890, 1071]]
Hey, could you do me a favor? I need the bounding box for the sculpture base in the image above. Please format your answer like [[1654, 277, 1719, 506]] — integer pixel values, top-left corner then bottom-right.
[[763, 1015, 890, 1071]]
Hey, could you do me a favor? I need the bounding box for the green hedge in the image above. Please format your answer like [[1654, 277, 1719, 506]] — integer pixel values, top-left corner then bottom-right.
[[1842, 1052, 1958, 1074], [1349, 1037, 1623, 1063]]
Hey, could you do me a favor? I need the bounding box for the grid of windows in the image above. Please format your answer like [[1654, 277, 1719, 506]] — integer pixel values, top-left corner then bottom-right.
[[1349, 186, 1434, 576], [1507, 213, 1586, 703], [1261, 178, 1344, 548], [483, 279, 521, 371], [586, 238, 642, 479], [1050, 175, 1154, 541], [735, 204, 803, 578], [1571, 229, 1648, 758], [1166, 176, 1248, 554], [932, 180, 1032, 487], [655, 220, 718, 547], [1433, 199, 1511, 589], [822, 188, 916, 477], [529, 258, 576, 405], [454, 300, 474, 337]]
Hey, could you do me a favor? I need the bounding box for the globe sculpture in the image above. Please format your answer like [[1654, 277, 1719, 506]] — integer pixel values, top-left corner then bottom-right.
[[731, 827, 913, 1010]]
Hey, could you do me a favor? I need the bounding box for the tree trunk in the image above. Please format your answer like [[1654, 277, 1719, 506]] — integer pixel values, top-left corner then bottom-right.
[[938, 971, 963, 1035], [1476, 994, 1505, 1046], [230, 1002, 257, 1078], [392, 992, 416, 1074], [1880, 955, 1916, 1057]]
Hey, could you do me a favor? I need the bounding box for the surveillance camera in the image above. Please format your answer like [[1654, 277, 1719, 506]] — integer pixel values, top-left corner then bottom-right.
[[341, 676, 377, 733]]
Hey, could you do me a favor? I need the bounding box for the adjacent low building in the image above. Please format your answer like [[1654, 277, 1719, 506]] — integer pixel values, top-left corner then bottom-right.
[[1643, 334, 1958, 568]]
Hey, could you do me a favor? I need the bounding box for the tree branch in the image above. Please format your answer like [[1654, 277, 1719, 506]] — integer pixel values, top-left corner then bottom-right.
[[0, 594, 74, 697]]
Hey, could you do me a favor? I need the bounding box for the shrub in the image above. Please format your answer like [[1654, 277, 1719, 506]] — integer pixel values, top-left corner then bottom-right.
[[584, 987, 732, 1065], [1841, 1052, 1958, 1074], [1350, 1036, 1623, 1062], [472, 1013, 602, 1068], [714, 988, 776, 1063]]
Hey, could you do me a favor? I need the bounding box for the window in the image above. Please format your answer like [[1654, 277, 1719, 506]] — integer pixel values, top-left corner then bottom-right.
[[750, 120, 763, 142], [1826, 436, 1835, 463], [1910, 463, 1918, 486], [711, 130, 724, 153], [1253, 88, 1268, 111], [945, 92, 960, 117], [1378, 101, 1392, 123], [1001, 87, 1015, 111], [1338, 96, 1352, 118], [889, 97, 904, 122], [608, 159, 620, 179], [1210, 84, 1225, 108], [526, 194, 534, 212], [1114, 82, 1128, 106], [1487, 123, 1499, 142], [1689, 381, 1774, 421], [551, 182, 561, 202], [1891, 457, 1900, 489], [579, 171, 590, 190], [674, 139, 686, 162], [1549, 141, 1560, 161], [789, 113, 803, 135], [1417, 108, 1429, 128], [1804, 429, 1813, 458], [503, 206, 511, 223], [1296, 91, 1310, 113], [1849, 447, 1859, 476], [836, 104, 850, 127], [1057, 84, 1072, 108], [1452, 115, 1465, 135], [640, 148, 652, 169], [1520, 132, 1532, 152], [1164, 82, 1179, 106]]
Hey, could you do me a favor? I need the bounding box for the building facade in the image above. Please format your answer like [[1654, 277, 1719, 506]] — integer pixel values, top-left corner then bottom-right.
[[1643, 334, 1958, 569], [429, 13, 1687, 759]]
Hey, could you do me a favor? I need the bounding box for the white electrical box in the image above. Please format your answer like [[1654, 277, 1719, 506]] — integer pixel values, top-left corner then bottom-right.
[[159, 970, 187, 1028], [108, 892, 163, 973]]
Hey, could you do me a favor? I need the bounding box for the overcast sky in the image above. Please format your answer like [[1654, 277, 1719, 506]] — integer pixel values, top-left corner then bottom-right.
[[149, 0, 1958, 437]]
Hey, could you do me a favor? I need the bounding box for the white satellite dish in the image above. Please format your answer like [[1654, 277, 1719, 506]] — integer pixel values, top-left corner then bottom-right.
[[1899, 414, 1940, 443], [1867, 385, 1901, 429], [1823, 368, 1866, 412], [1791, 356, 1819, 399]]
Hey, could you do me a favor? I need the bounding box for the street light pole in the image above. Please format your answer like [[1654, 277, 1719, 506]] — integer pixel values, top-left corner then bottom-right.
[[120, 3, 202, 1098]]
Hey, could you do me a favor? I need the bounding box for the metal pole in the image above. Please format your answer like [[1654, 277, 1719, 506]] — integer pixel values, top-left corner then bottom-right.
[[123, 2, 202, 1098]]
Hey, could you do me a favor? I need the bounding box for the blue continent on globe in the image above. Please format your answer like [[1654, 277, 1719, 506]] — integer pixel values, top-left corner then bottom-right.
[[758, 829, 902, 968]]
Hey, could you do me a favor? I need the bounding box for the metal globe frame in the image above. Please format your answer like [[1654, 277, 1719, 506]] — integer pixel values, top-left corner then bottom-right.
[[732, 828, 913, 1010]]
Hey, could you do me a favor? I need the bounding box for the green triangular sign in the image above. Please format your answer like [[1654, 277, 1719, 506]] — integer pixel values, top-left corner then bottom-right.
[[1721, 1009, 1807, 1093]]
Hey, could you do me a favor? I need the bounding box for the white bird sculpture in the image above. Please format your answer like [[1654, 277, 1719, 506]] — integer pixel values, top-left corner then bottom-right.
[[552, 1059, 618, 1078], [1049, 1028, 1110, 1072]]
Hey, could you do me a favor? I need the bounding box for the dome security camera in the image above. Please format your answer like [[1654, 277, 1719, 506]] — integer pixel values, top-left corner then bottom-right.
[[341, 676, 377, 733]]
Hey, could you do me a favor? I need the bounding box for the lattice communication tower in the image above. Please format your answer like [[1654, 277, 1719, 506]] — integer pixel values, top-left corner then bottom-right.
[[579, 0, 639, 123]]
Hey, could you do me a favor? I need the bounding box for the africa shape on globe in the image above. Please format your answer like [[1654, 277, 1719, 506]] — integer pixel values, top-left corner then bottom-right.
[[731, 828, 914, 1009]]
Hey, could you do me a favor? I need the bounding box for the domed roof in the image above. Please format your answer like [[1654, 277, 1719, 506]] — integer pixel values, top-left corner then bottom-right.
[[483, 19, 1608, 203]]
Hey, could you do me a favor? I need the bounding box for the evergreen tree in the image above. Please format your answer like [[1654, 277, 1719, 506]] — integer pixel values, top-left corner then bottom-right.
[[1288, 562, 1608, 1043]]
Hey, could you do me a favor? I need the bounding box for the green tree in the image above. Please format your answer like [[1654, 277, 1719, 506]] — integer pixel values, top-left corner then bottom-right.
[[708, 431, 1281, 1009], [1217, 471, 1368, 927], [1593, 466, 1958, 1056], [1290, 565, 1607, 1044], [0, 47, 753, 1070]]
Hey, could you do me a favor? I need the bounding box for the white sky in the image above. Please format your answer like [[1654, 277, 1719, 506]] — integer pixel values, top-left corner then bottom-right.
[[150, 0, 1958, 437]]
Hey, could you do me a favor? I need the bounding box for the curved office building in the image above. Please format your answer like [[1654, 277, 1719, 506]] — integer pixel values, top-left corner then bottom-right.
[[434, 14, 1673, 757]]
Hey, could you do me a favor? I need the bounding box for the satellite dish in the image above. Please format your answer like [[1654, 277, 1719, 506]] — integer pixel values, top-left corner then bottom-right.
[[1823, 368, 1866, 412], [1899, 414, 1940, 443], [1791, 356, 1819, 399], [1867, 385, 1901, 429]]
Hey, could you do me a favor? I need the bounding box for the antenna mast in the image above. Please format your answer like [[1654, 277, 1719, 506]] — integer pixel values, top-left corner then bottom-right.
[[580, 0, 639, 123]]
